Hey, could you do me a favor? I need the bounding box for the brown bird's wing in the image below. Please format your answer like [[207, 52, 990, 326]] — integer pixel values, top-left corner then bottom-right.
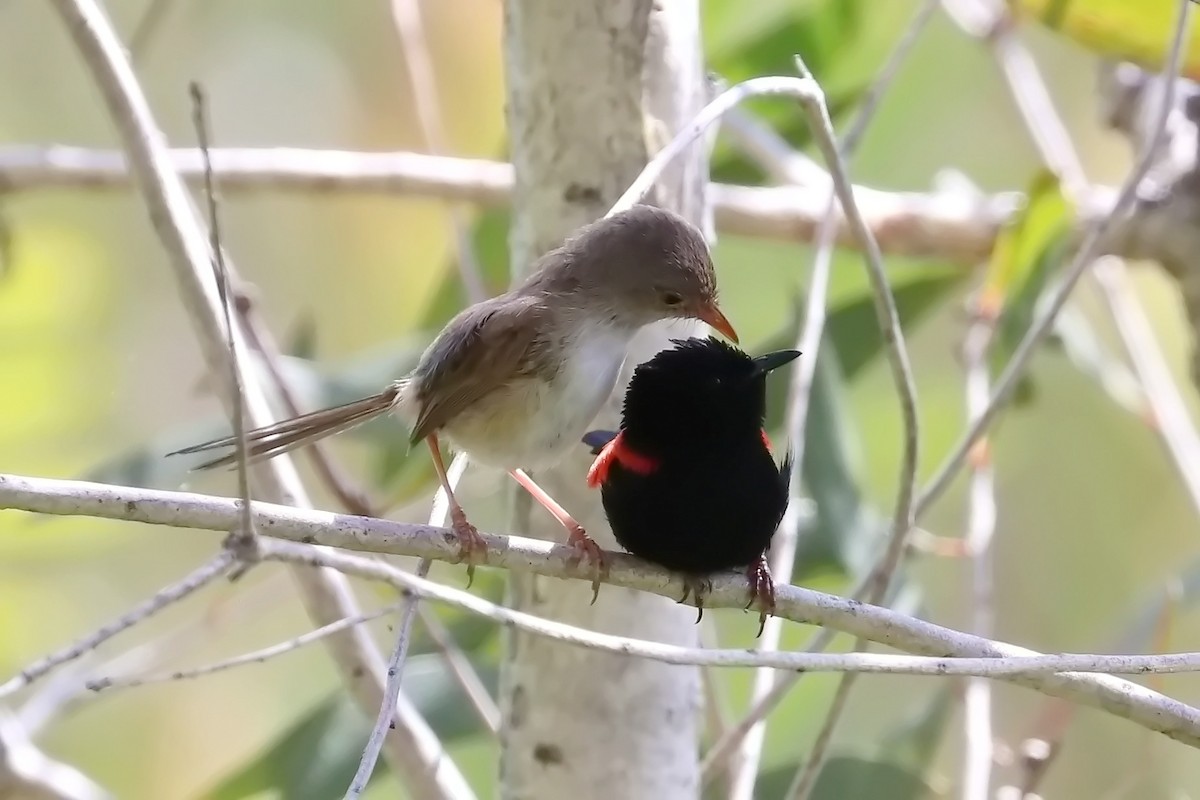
[[408, 294, 550, 444]]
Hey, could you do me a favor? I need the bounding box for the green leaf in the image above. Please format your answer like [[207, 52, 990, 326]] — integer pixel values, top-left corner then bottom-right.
[[200, 655, 498, 800], [704, 0, 869, 186], [418, 207, 511, 329], [704, 0, 917, 185], [982, 171, 1074, 405], [1011, 0, 1200, 81], [824, 267, 967, 382], [201, 692, 368, 800]]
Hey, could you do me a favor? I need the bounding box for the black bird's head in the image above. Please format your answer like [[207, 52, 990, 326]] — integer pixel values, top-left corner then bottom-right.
[[618, 337, 800, 452]]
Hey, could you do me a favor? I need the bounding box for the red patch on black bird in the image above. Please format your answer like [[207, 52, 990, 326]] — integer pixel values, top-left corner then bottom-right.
[[587, 431, 660, 487]]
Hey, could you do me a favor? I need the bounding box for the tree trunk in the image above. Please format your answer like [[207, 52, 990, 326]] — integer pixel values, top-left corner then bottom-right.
[[499, 2, 707, 799]]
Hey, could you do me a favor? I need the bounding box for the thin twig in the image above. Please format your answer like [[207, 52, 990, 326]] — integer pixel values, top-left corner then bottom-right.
[[0, 144, 1018, 261], [947, 6, 1200, 790], [0, 710, 111, 800], [17, 569, 287, 734], [416, 605, 501, 735], [960, 310, 998, 800], [952, 0, 1200, 522], [0, 552, 235, 698], [729, 8, 939, 795], [45, 2, 471, 794], [607, 69, 923, 615], [85, 605, 399, 692], [785, 671, 858, 799], [347, 561, 431, 799], [255, 537, 1200, 679], [6, 473, 1200, 744], [190, 82, 257, 556], [350, 452, 469, 797], [916, 0, 1196, 518], [127, 0, 174, 62], [389, 0, 488, 304]]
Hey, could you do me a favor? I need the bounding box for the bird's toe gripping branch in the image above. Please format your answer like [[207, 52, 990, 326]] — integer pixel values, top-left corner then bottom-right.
[[565, 526, 608, 604], [746, 555, 777, 638], [678, 576, 715, 623], [449, 507, 488, 588]]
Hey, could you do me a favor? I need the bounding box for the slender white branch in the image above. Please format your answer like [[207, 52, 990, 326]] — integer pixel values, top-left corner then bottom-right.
[[255, 537, 1200, 678], [729, 7, 941, 794], [86, 605, 400, 692], [917, 0, 1196, 517], [961, 317, 998, 800], [416, 606, 501, 735], [348, 561, 430, 799], [0, 552, 235, 699], [5, 473, 1200, 745], [0, 710, 111, 800], [389, 0, 487, 303], [0, 145, 1012, 262], [44, 1, 471, 795]]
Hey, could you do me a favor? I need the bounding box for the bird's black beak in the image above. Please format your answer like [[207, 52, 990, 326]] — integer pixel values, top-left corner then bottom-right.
[[751, 349, 801, 378]]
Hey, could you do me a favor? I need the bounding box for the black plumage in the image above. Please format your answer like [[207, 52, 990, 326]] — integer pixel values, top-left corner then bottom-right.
[[584, 336, 798, 631]]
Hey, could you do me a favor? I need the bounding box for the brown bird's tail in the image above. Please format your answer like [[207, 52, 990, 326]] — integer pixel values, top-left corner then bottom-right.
[[168, 382, 407, 471]]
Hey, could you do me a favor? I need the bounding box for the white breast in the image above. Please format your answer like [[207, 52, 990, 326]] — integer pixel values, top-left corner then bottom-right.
[[442, 324, 632, 470]]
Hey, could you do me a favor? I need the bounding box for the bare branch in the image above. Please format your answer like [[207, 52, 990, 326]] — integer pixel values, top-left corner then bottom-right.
[[0, 551, 235, 699], [728, 6, 940, 794], [389, 0, 488, 303], [916, 0, 1196, 517], [0, 710, 110, 800], [960, 311, 998, 800], [86, 605, 400, 692], [0, 144, 1013, 262], [250, 537, 1200, 680], [348, 561, 431, 799], [6, 473, 1200, 745], [44, 1, 471, 795]]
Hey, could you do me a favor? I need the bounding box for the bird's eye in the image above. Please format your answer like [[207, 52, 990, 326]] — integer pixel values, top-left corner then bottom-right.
[[661, 291, 683, 306]]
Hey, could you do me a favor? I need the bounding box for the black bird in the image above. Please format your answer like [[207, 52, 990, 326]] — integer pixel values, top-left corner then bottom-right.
[[583, 336, 798, 633]]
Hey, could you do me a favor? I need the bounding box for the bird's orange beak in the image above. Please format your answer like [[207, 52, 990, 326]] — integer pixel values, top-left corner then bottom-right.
[[694, 302, 739, 344]]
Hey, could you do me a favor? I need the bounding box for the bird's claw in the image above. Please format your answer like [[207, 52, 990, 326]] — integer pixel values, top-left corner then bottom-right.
[[678, 577, 713, 623], [450, 509, 487, 588], [566, 526, 607, 604], [746, 556, 776, 637]]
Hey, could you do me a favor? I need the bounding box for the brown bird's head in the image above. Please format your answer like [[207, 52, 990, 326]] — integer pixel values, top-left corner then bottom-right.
[[524, 204, 738, 343]]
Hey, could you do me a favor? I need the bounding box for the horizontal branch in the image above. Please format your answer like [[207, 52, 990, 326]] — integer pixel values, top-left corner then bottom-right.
[[0, 145, 1014, 262], [3, 472, 1200, 748]]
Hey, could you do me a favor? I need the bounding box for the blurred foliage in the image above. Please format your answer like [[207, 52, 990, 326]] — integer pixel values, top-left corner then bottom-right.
[[203, 656, 499, 800], [1011, 0, 1200, 80], [983, 171, 1074, 405], [4, 0, 1200, 798]]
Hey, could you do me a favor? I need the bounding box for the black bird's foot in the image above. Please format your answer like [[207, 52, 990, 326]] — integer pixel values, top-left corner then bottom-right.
[[745, 556, 776, 637], [566, 525, 608, 605], [678, 576, 713, 623], [449, 506, 487, 588]]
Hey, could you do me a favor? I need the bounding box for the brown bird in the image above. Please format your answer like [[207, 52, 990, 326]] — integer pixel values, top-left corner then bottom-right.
[[170, 204, 738, 594]]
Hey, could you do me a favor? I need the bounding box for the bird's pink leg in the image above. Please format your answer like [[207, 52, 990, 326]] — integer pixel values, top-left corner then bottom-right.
[[508, 468, 608, 603], [426, 434, 487, 586], [746, 555, 777, 637]]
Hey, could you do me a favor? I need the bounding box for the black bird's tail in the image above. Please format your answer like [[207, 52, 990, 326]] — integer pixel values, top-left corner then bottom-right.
[[582, 429, 618, 456], [778, 450, 795, 492]]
